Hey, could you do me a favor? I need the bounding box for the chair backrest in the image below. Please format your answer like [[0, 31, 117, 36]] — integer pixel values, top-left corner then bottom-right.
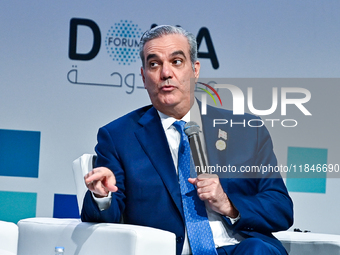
[[0, 220, 18, 255], [72, 154, 96, 214], [17, 217, 176, 255]]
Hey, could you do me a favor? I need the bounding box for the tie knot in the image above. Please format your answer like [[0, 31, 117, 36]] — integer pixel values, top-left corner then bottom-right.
[[172, 120, 186, 135]]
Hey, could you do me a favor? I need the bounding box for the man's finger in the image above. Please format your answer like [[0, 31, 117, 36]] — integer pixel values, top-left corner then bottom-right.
[[93, 181, 109, 196], [84, 168, 118, 194], [188, 178, 197, 185], [197, 186, 211, 194], [86, 181, 95, 192], [84, 171, 105, 183], [106, 183, 118, 192]]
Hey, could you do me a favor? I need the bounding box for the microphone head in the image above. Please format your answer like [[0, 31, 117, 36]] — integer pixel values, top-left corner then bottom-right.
[[184, 121, 200, 136]]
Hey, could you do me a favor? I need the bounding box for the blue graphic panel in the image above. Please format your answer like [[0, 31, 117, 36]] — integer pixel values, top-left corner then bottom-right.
[[0, 129, 40, 178], [286, 147, 327, 193], [53, 194, 80, 219], [0, 191, 37, 223]]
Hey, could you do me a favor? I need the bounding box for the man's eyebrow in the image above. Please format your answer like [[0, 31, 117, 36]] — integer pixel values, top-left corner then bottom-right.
[[146, 50, 187, 63], [146, 53, 158, 63], [170, 50, 187, 59]]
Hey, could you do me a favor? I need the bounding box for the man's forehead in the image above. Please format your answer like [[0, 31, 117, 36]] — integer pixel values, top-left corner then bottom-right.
[[143, 34, 190, 56]]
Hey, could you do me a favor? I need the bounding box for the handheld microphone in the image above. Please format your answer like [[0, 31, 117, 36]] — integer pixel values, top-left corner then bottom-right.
[[184, 121, 207, 175]]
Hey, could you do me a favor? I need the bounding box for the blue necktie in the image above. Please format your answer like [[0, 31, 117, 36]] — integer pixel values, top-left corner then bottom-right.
[[172, 121, 217, 255]]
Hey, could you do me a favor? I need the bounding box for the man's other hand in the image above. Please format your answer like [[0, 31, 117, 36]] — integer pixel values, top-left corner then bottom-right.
[[84, 167, 118, 198], [188, 174, 239, 218]]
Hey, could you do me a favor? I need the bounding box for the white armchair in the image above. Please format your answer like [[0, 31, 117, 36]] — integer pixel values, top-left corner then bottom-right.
[[0, 220, 18, 255]]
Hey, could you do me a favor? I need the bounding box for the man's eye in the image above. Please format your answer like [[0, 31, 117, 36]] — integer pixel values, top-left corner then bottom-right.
[[150, 62, 159, 68], [173, 59, 182, 65]]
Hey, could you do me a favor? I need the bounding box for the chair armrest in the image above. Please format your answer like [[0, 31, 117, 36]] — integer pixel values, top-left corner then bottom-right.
[[274, 230, 340, 254], [17, 217, 176, 255]]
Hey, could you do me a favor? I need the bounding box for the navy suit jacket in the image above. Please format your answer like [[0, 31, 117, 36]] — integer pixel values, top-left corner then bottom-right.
[[81, 103, 293, 255]]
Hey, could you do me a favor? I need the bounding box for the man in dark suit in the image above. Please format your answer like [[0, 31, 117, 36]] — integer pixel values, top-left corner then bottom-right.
[[81, 25, 293, 255]]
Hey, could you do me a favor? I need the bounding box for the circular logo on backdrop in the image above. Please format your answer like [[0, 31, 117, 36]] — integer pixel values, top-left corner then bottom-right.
[[105, 20, 143, 65]]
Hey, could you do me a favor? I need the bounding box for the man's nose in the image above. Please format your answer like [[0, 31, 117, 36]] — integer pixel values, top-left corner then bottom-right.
[[161, 62, 173, 80]]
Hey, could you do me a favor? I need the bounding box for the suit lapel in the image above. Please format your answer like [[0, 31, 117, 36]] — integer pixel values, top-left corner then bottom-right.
[[201, 110, 221, 168], [134, 107, 184, 218], [201, 104, 233, 179]]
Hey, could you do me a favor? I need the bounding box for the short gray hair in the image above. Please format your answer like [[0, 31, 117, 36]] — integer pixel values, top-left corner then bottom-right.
[[139, 25, 197, 70]]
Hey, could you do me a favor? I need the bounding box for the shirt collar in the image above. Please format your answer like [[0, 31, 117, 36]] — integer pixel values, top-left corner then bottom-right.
[[157, 99, 202, 131]]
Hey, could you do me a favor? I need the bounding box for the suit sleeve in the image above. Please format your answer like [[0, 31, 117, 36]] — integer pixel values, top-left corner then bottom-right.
[[81, 126, 126, 223], [223, 123, 294, 234]]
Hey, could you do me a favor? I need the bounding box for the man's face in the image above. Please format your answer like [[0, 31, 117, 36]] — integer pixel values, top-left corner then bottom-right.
[[141, 34, 200, 119]]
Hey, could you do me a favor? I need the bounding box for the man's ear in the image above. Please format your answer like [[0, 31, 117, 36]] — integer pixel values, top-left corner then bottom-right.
[[194, 61, 200, 82], [141, 67, 146, 85]]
